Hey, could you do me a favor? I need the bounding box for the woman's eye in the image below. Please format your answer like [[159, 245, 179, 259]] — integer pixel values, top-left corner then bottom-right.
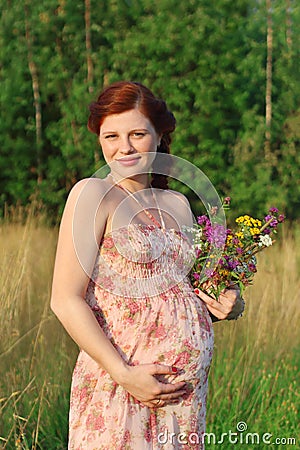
[[132, 132, 145, 137], [105, 134, 117, 139]]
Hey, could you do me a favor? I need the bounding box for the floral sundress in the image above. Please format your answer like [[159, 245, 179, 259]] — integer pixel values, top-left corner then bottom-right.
[[69, 224, 214, 449]]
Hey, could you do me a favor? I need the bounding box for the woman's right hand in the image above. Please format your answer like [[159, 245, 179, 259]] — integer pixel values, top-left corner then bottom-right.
[[117, 363, 188, 408]]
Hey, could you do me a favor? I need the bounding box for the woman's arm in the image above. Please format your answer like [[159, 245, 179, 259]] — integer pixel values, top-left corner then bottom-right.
[[51, 179, 187, 407]]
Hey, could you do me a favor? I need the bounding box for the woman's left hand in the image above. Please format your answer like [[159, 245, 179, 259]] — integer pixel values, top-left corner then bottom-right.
[[194, 286, 245, 321]]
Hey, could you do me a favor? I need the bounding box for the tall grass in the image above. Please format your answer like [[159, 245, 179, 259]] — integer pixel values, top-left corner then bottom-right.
[[0, 213, 299, 449], [0, 210, 77, 449], [206, 224, 299, 449]]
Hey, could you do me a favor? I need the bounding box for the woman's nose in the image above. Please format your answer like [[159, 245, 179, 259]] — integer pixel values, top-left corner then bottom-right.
[[119, 136, 134, 154]]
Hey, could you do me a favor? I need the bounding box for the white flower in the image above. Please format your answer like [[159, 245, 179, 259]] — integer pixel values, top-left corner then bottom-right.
[[194, 228, 203, 241], [182, 225, 202, 246], [259, 235, 273, 247]]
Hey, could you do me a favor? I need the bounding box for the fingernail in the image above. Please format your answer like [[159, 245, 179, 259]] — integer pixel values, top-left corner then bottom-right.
[[194, 288, 200, 295], [171, 366, 178, 373]]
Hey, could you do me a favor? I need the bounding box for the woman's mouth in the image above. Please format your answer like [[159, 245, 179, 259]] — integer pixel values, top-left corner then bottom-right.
[[116, 156, 141, 166]]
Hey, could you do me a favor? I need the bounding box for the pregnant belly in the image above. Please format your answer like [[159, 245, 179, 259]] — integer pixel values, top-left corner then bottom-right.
[[93, 282, 214, 383], [109, 299, 214, 384]]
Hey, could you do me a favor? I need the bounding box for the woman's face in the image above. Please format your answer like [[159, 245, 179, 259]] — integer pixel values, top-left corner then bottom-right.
[[99, 108, 161, 177]]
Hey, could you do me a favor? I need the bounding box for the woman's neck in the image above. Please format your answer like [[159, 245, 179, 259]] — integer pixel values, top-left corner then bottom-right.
[[109, 173, 150, 192]]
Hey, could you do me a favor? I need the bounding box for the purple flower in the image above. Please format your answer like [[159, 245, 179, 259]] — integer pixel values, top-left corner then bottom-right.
[[263, 227, 271, 235], [228, 259, 239, 270], [205, 268, 214, 278], [271, 219, 278, 227], [278, 214, 285, 223], [224, 197, 231, 205], [248, 263, 257, 273], [193, 272, 200, 280], [197, 215, 210, 226], [269, 207, 279, 213], [205, 223, 227, 248], [265, 214, 278, 227], [218, 258, 226, 267], [236, 247, 243, 255]]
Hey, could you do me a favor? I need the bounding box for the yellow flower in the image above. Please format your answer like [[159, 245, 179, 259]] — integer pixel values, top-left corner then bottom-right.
[[250, 217, 262, 227], [235, 231, 244, 239], [220, 269, 230, 277], [236, 216, 245, 224], [250, 227, 260, 235], [226, 235, 233, 245]]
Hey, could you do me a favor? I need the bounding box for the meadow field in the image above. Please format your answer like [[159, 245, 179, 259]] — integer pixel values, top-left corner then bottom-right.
[[0, 211, 299, 449]]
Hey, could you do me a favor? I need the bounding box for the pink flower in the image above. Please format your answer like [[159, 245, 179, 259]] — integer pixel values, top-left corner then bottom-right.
[[197, 215, 210, 226], [86, 412, 105, 431], [122, 430, 131, 443], [127, 300, 140, 315], [175, 351, 191, 366], [144, 427, 152, 442], [103, 236, 115, 249]]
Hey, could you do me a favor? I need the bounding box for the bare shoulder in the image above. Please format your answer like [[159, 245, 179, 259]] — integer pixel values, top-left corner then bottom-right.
[[166, 189, 191, 205], [160, 189, 191, 210], [59, 178, 111, 246], [157, 189, 193, 228], [67, 177, 111, 201], [59, 178, 111, 235], [64, 178, 112, 213]]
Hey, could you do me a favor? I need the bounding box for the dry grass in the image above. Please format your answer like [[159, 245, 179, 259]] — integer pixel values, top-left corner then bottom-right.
[[0, 212, 77, 449], [0, 214, 299, 449], [207, 225, 299, 448]]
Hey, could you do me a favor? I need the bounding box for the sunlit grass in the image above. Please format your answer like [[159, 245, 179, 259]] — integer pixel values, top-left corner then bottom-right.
[[0, 213, 299, 449], [206, 225, 300, 449], [0, 211, 77, 449]]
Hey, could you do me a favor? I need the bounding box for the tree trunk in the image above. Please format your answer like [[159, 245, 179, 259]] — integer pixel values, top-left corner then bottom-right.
[[265, 0, 273, 162], [24, 3, 43, 184], [286, 0, 292, 49], [84, 0, 100, 166], [85, 0, 94, 93]]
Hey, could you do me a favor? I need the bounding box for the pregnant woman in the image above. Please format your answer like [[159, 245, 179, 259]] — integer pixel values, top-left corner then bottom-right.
[[51, 81, 243, 449]]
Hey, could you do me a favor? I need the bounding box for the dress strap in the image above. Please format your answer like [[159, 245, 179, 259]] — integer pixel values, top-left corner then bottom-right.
[[113, 182, 163, 229], [152, 189, 166, 229]]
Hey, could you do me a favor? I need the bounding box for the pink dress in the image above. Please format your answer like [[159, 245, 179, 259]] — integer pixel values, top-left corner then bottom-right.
[[69, 224, 214, 449]]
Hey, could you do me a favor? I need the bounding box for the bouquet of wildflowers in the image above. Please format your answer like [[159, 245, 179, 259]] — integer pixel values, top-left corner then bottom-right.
[[191, 198, 285, 300]]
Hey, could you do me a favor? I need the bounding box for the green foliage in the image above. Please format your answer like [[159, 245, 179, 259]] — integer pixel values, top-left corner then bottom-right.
[[0, 0, 299, 220]]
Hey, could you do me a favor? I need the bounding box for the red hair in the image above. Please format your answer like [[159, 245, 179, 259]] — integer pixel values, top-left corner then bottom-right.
[[88, 81, 176, 189]]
